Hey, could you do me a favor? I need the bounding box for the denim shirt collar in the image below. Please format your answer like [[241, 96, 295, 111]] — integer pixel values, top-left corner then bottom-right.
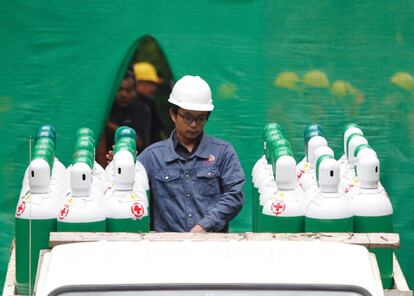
[[165, 130, 210, 162]]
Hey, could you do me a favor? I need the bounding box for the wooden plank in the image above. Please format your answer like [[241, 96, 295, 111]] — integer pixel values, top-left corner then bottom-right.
[[49, 232, 145, 247], [49, 232, 400, 249], [2, 240, 16, 296], [246, 232, 400, 248], [143, 232, 245, 241], [274, 232, 370, 245], [367, 233, 401, 249], [392, 253, 412, 293]]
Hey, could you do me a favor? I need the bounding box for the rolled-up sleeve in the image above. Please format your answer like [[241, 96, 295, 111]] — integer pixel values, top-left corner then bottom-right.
[[198, 145, 245, 231]]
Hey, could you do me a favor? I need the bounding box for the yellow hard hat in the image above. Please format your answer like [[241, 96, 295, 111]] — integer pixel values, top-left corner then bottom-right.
[[133, 62, 161, 83], [390, 72, 414, 91], [303, 70, 329, 88]]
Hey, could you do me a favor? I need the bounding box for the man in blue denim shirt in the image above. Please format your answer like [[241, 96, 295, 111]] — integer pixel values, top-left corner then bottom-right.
[[138, 75, 245, 232]]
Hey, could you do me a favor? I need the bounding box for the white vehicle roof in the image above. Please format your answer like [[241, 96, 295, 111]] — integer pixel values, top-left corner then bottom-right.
[[35, 240, 383, 296]]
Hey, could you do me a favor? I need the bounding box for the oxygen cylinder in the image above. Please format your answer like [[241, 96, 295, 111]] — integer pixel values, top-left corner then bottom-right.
[[302, 146, 335, 208], [20, 130, 67, 200], [253, 126, 285, 230], [253, 126, 283, 186], [15, 153, 60, 295], [259, 153, 305, 232], [104, 148, 149, 232], [351, 153, 394, 288], [305, 155, 353, 232], [257, 136, 291, 205], [70, 148, 106, 196], [297, 135, 328, 192], [105, 127, 137, 186], [339, 134, 368, 192], [73, 133, 106, 192], [105, 128, 150, 200], [339, 123, 363, 168], [57, 156, 106, 232], [297, 124, 325, 173], [342, 144, 377, 196]]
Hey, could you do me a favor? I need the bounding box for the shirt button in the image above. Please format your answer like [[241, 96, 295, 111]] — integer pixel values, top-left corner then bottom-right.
[[186, 193, 191, 198], [188, 213, 192, 217], [165, 176, 169, 180], [185, 174, 190, 178]]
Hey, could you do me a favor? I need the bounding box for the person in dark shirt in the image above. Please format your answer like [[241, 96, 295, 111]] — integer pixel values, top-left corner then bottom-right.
[[133, 62, 166, 143], [105, 71, 152, 153], [137, 75, 245, 232]]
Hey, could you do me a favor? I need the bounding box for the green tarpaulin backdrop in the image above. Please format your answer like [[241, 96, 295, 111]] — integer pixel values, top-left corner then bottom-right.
[[0, 0, 413, 290]]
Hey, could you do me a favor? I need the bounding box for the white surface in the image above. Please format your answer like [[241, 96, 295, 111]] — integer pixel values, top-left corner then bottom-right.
[[35, 240, 384, 296]]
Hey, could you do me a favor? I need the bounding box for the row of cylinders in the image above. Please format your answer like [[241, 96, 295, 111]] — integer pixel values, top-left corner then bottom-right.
[[16, 125, 149, 226], [252, 122, 393, 232], [251, 123, 394, 288], [14, 125, 151, 295]]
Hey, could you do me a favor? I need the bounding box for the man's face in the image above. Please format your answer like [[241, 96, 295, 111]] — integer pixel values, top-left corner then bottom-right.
[[116, 77, 135, 107], [170, 108, 209, 141], [136, 80, 158, 97]]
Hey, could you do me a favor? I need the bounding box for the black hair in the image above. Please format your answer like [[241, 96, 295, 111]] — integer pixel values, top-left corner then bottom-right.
[[169, 103, 180, 114], [169, 103, 211, 119], [125, 70, 135, 80]]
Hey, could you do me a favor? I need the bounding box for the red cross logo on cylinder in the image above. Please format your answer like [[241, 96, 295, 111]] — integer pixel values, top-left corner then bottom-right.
[[16, 201, 26, 217], [131, 202, 144, 218], [58, 205, 70, 220], [271, 200, 286, 215]]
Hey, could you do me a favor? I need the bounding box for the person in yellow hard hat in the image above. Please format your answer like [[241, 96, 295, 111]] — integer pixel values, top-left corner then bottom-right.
[[96, 71, 152, 167], [133, 62, 167, 143]]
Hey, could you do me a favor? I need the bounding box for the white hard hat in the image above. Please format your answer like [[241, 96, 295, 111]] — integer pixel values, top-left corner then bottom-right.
[[168, 75, 214, 111]]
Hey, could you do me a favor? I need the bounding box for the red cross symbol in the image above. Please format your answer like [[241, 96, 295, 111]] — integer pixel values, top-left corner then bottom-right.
[[58, 205, 70, 220], [131, 202, 145, 218], [16, 201, 26, 217], [271, 200, 286, 215]]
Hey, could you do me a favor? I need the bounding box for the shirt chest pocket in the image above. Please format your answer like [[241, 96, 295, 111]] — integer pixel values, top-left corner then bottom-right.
[[153, 169, 181, 198], [195, 166, 221, 197]]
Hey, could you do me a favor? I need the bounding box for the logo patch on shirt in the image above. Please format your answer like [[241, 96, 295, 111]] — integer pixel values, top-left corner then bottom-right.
[[207, 154, 215, 162]]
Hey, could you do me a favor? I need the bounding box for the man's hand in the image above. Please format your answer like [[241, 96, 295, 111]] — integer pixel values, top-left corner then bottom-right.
[[190, 224, 206, 233], [106, 150, 114, 163]]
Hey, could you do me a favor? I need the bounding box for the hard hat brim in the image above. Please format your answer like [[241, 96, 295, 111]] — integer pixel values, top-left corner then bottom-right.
[[168, 97, 214, 112]]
